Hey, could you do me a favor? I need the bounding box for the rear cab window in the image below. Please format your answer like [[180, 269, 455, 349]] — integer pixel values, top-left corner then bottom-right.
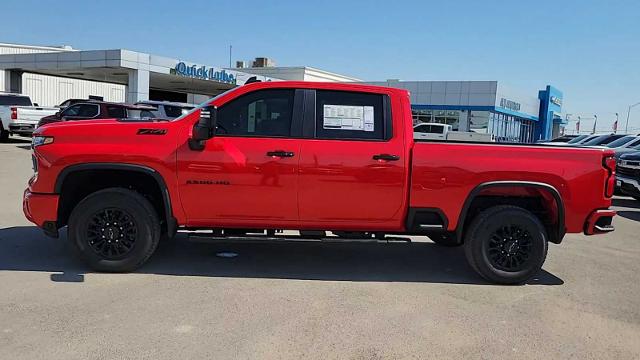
[[0, 95, 32, 106]]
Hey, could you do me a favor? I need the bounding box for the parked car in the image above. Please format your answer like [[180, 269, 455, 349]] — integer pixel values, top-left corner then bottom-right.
[[538, 134, 580, 145], [579, 134, 627, 147], [413, 123, 450, 140], [24, 81, 616, 284], [0, 93, 58, 141], [414, 122, 493, 142], [602, 135, 640, 149], [616, 151, 640, 201], [135, 100, 196, 119], [37, 101, 157, 127], [614, 141, 640, 159]]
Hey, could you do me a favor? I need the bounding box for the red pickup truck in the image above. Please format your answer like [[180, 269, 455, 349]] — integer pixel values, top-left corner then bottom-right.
[[24, 81, 616, 284]]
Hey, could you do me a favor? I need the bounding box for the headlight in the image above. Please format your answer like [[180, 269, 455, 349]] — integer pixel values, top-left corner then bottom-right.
[[32, 136, 54, 148]]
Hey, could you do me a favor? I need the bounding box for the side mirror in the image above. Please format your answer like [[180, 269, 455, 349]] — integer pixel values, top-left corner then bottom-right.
[[189, 106, 217, 151]]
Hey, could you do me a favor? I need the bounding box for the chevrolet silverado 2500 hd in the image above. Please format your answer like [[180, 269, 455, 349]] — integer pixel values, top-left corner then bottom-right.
[[24, 81, 617, 284]]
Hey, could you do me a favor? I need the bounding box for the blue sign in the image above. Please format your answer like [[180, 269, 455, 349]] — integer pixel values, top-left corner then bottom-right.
[[173, 62, 236, 85]]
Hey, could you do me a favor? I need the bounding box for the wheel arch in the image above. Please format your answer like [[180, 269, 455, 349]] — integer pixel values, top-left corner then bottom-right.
[[456, 181, 566, 244], [55, 163, 176, 236]]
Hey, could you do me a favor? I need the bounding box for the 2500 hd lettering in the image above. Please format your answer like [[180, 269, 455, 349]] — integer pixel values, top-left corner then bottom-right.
[[23, 82, 617, 284]]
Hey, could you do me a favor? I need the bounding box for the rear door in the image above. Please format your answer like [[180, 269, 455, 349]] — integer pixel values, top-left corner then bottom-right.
[[297, 89, 407, 228]]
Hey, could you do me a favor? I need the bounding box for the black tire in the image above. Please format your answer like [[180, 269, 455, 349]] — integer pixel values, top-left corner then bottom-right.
[[68, 188, 161, 272], [0, 123, 8, 142], [429, 233, 461, 247], [464, 205, 548, 285]]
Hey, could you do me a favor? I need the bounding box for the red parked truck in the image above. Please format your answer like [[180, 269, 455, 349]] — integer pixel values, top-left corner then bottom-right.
[[24, 81, 616, 284]]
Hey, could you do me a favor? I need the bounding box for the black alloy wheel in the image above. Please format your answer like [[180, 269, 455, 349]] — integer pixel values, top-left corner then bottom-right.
[[487, 224, 533, 272], [464, 205, 548, 285], [86, 208, 138, 260], [68, 188, 161, 272]]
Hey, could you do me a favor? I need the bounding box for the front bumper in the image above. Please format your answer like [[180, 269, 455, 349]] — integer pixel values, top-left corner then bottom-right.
[[616, 175, 640, 198], [9, 123, 35, 136], [23, 189, 60, 237]]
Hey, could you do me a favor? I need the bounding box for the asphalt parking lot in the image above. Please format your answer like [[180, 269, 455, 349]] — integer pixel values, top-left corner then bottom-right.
[[1, 137, 639, 360]]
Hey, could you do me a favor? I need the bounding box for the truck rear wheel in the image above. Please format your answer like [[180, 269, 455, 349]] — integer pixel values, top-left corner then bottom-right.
[[68, 188, 161, 272], [464, 205, 548, 285]]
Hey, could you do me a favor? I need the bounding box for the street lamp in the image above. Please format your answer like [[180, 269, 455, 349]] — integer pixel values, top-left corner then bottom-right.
[[626, 102, 640, 134]]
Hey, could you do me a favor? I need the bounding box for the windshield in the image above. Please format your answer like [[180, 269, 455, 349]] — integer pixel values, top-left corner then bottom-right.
[[582, 135, 610, 145], [566, 135, 588, 144], [606, 136, 637, 148]]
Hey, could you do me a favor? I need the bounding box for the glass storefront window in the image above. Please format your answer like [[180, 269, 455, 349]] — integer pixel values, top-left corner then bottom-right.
[[412, 107, 535, 143], [470, 111, 489, 133]]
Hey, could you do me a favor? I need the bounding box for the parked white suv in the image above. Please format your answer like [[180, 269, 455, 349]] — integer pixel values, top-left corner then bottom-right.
[[134, 100, 195, 119], [0, 93, 58, 141]]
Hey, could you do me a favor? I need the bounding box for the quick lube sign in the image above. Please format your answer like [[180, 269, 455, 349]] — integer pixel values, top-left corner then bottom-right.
[[172, 62, 237, 85]]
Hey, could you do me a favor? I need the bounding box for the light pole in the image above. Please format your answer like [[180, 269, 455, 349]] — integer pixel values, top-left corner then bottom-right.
[[626, 102, 640, 134], [564, 113, 571, 135], [592, 115, 597, 134], [614, 113, 619, 133]]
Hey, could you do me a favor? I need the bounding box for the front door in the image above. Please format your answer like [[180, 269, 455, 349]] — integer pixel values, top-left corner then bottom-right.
[[177, 89, 302, 228]]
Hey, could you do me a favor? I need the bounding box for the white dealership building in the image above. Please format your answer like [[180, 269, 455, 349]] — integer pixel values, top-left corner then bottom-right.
[[0, 42, 360, 107], [1, 42, 562, 142]]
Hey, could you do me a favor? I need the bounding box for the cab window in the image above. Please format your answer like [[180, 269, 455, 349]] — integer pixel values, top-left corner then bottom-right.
[[216, 89, 294, 137]]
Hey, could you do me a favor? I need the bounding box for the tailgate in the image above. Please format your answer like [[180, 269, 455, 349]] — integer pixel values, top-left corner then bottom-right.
[[15, 107, 58, 123]]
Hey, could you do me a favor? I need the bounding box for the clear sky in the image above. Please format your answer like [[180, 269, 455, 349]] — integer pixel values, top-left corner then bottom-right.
[[3, 0, 639, 132]]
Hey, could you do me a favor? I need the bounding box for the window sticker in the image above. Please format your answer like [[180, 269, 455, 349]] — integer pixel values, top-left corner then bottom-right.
[[323, 105, 375, 131]]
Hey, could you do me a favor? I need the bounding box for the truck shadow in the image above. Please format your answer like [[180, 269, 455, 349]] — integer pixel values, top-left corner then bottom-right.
[[612, 198, 640, 209], [0, 226, 564, 286], [612, 198, 640, 222]]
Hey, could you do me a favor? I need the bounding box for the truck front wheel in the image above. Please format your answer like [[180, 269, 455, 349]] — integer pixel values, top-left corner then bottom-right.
[[68, 188, 161, 272], [463, 205, 548, 285]]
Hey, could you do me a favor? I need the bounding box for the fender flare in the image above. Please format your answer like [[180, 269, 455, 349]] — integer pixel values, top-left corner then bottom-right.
[[455, 181, 566, 243], [55, 163, 176, 235]]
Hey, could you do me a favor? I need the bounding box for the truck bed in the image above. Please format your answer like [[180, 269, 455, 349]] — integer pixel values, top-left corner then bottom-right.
[[410, 141, 613, 234]]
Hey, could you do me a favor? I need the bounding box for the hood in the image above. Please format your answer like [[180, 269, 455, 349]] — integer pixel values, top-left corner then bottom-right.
[[619, 151, 640, 161]]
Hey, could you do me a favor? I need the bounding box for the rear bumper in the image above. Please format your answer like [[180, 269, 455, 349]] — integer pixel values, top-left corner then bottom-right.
[[9, 123, 35, 136], [584, 209, 616, 235], [23, 189, 60, 237]]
